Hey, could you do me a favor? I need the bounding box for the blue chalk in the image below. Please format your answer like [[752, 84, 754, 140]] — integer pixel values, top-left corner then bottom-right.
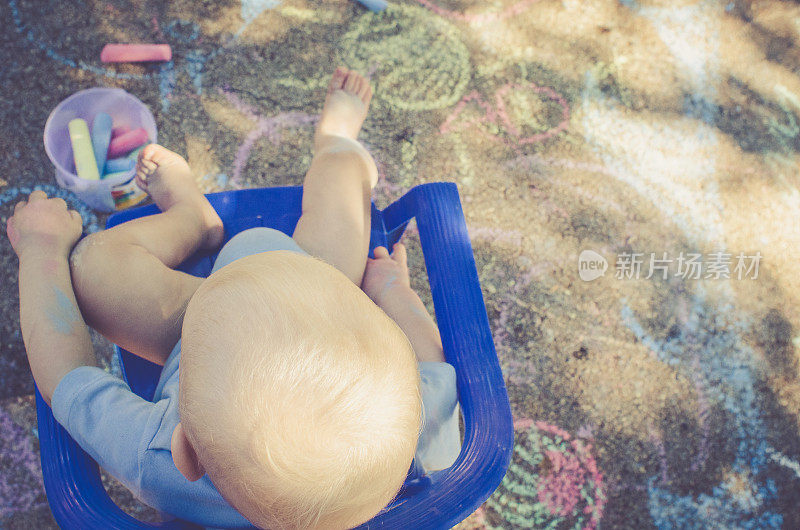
[[91, 113, 113, 176], [353, 0, 386, 12], [101, 169, 135, 182], [104, 157, 135, 175]]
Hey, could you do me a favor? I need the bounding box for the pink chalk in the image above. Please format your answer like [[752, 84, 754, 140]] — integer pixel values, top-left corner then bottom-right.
[[107, 128, 148, 158], [100, 44, 172, 63], [111, 125, 131, 139]]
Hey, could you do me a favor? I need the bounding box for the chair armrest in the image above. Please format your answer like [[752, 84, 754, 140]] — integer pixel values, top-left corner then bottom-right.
[[35, 386, 201, 529], [371, 183, 515, 528]]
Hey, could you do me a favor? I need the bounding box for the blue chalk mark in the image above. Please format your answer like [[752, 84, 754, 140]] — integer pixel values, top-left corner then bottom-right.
[[156, 20, 219, 107], [185, 50, 207, 95], [622, 286, 782, 528], [353, 0, 387, 12], [0, 184, 101, 235], [8, 0, 153, 81], [158, 61, 176, 112], [46, 287, 81, 335], [239, 0, 281, 35]]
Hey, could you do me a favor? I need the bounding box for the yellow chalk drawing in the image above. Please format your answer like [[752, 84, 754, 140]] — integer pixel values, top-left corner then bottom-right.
[[399, 138, 419, 187], [447, 134, 478, 187], [277, 5, 340, 23], [271, 75, 328, 92], [0, 178, 7, 188], [592, 61, 634, 109], [339, 3, 471, 111], [278, 5, 314, 21]]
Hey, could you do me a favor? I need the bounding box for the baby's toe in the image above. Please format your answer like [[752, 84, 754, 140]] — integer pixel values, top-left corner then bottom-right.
[[329, 67, 348, 94], [344, 71, 359, 93]]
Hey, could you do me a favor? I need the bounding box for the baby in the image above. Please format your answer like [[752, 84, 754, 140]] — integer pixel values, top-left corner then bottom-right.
[[7, 68, 461, 529]]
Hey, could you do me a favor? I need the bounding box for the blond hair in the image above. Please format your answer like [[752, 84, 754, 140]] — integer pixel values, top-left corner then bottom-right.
[[179, 251, 422, 529]]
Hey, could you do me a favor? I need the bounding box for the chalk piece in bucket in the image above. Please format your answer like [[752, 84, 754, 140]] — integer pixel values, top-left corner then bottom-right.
[[104, 157, 135, 175], [68, 119, 101, 181], [102, 169, 136, 182], [107, 128, 148, 158], [126, 143, 149, 161], [111, 125, 131, 139], [101, 44, 172, 63], [91, 113, 113, 176]]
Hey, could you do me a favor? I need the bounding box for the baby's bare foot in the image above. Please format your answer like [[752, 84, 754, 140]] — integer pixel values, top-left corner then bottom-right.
[[136, 144, 224, 251], [314, 67, 372, 149]]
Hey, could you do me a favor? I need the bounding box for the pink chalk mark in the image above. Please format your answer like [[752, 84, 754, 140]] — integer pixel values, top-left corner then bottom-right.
[[416, 0, 540, 23], [509, 420, 606, 529], [220, 88, 318, 186], [151, 16, 168, 43], [514, 417, 535, 431], [440, 82, 570, 148], [440, 90, 500, 137], [539, 448, 587, 517]]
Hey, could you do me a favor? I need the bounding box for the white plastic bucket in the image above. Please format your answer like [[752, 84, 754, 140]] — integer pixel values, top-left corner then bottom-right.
[[43, 88, 156, 212]]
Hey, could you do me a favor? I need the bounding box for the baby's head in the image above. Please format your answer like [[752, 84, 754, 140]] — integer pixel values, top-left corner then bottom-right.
[[177, 251, 422, 529]]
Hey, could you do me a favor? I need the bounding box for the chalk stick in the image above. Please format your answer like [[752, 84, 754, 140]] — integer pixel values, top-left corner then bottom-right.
[[126, 143, 149, 161], [102, 169, 136, 182], [101, 44, 172, 63], [111, 125, 131, 139], [68, 119, 101, 181], [103, 157, 135, 175], [353, 0, 387, 12], [107, 128, 148, 158], [91, 113, 113, 176]]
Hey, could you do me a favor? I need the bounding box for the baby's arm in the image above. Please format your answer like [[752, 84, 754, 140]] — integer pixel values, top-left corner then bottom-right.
[[361, 244, 445, 363], [6, 191, 97, 405]]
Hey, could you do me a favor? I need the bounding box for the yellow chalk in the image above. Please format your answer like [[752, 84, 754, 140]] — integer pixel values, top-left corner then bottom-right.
[[68, 118, 101, 180]]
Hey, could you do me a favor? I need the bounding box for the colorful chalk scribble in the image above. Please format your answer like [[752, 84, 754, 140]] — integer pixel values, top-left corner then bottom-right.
[[5, 0, 800, 527], [623, 288, 784, 529], [338, 3, 471, 111], [480, 420, 605, 530], [441, 82, 570, 149]]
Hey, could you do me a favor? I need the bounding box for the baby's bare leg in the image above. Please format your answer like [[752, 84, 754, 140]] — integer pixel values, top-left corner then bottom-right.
[[69, 145, 224, 365], [293, 67, 377, 285]]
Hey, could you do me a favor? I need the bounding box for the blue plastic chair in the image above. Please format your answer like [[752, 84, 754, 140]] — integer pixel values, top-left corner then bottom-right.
[[34, 183, 514, 529]]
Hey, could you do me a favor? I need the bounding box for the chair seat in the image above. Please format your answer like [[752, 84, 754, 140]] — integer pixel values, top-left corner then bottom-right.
[[35, 183, 514, 529]]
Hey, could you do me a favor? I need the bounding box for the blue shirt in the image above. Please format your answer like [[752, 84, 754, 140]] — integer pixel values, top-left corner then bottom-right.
[[51, 341, 461, 528]]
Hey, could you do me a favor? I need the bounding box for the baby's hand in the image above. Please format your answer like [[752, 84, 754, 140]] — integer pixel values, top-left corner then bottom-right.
[[362, 243, 411, 307], [6, 190, 83, 260]]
